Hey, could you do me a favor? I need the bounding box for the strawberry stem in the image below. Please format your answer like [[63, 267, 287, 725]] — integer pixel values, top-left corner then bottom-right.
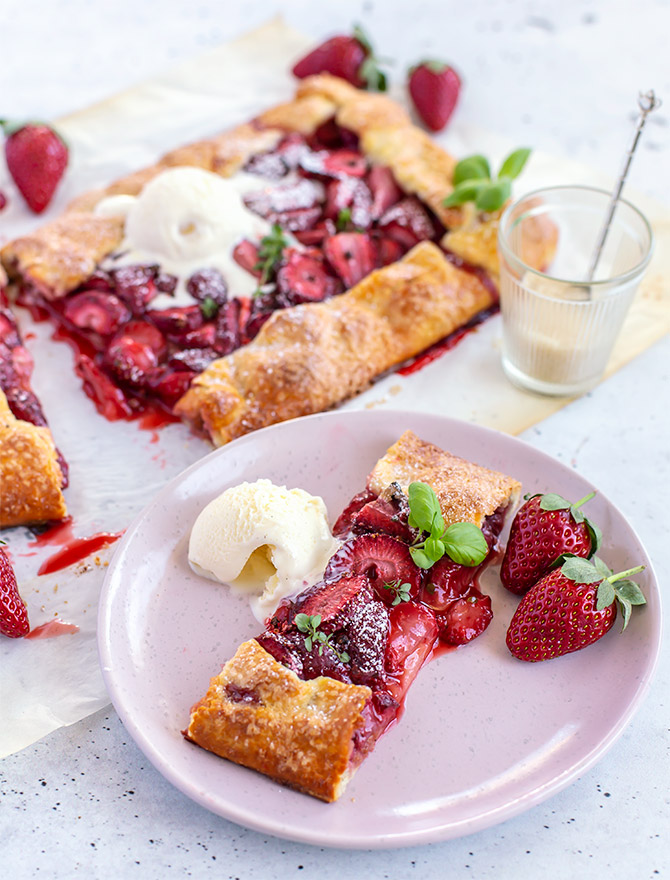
[[573, 491, 596, 509], [608, 565, 645, 584]]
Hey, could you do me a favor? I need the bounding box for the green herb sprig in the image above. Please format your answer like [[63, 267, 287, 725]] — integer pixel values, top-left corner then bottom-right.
[[294, 613, 350, 663], [253, 223, 288, 295], [443, 148, 532, 213], [407, 481, 488, 569], [383, 579, 412, 606]]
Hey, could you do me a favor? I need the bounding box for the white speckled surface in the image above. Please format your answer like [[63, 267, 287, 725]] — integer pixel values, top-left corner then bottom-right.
[[1, 0, 669, 877]]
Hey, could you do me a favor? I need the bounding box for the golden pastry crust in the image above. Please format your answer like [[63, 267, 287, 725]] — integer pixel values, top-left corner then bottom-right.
[[0, 390, 67, 528], [368, 430, 521, 527], [175, 241, 495, 446], [442, 207, 559, 280], [185, 639, 371, 802], [0, 75, 554, 300], [1, 213, 124, 299]]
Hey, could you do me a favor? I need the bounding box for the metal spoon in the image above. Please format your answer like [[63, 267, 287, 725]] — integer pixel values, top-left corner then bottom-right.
[[586, 90, 662, 283]]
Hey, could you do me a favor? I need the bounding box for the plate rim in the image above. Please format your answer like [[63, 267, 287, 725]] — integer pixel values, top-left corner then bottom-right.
[[97, 409, 662, 848]]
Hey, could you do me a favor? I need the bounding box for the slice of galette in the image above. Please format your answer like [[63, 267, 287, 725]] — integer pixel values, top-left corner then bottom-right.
[[184, 430, 521, 801], [0, 290, 68, 528], [0, 75, 556, 439]]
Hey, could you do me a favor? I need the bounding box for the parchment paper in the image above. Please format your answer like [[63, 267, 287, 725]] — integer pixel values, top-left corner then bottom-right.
[[1, 18, 668, 760]]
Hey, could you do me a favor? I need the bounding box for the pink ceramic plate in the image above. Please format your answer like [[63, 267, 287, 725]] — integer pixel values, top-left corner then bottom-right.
[[98, 410, 661, 848]]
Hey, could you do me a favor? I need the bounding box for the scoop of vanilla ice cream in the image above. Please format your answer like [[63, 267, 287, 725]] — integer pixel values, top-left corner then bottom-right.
[[188, 479, 339, 621], [94, 166, 271, 301]]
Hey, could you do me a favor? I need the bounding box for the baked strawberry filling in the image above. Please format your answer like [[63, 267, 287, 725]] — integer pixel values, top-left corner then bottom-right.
[[255, 483, 506, 765], [0, 302, 69, 486], [15, 122, 498, 424]]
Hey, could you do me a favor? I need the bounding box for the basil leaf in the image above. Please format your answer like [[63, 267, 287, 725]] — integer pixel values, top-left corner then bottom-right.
[[498, 147, 532, 180], [539, 493, 571, 511], [410, 546, 435, 569], [475, 179, 511, 212], [408, 481, 441, 532], [425, 534, 445, 562], [442, 522, 488, 566], [443, 179, 487, 207], [561, 557, 601, 584], [452, 154, 491, 186]]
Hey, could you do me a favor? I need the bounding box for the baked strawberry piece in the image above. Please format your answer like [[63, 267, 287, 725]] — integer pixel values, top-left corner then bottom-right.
[[185, 431, 521, 801]]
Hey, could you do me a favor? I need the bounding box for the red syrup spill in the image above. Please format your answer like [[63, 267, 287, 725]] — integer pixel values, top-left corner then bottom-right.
[[37, 531, 123, 576], [138, 408, 180, 431], [28, 517, 74, 548], [25, 620, 80, 640], [397, 305, 498, 376]]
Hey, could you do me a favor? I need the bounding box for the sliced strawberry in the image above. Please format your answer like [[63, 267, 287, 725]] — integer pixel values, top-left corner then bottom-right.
[[215, 299, 242, 355], [3, 386, 47, 427], [418, 557, 476, 611], [243, 179, 324, 218], [145, 305, 203, 337], [293, 574, 371, 625], [368, 166, 403, 220], [437, 593, 493, 646], [186, 268, 228, 306], [120, 320, 166, 359], [323, 232, 377, 288], [269, 206, 322, 233], [384, 601, 438, 690], [243, 151, 289, 180], [379, 197, 436, 248], [232, 240, 262, 278], [156, 272, 178, 295], [343, 593, 391, 685], [376, 236, 406, 266], [292, 219, 336, 246], [275, 133, 310, 170], [255, 632, 304, 677], [168, 347, 220, 373], [85, 269, 115, 292], [63, 291, 131, 337], [180, 322, 218, 350], [104, 336, 158, 387], [324, 534, 422, 606], [148, 368, 194, 408], [332, 488, 378, 538], [110, 265, 158, 314], [324, 178, 372, 229], [75, 354, 133, 420], [308, 118, 345, 150], [245, 308, 274, 341], [300, 148, 368, 181], [276, 249, 341, 305], [352, 487, 414, 542], [9, 344, 34, 386], [0, 309, 21, 348]]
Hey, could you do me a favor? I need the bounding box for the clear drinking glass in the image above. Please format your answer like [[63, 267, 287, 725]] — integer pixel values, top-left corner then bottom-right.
[[497, 185, 653, 396]]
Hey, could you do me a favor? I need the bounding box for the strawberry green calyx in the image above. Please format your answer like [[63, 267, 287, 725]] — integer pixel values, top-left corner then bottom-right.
[[533, 490, 602, 554], [409, 59, 450, 76], [559, 557, 646, 630], [352, 23, 388, 91]]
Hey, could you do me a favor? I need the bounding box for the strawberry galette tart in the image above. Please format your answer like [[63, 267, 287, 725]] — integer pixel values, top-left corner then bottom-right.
[[1, 74, 556, 460], [184, 430, 521, 801]]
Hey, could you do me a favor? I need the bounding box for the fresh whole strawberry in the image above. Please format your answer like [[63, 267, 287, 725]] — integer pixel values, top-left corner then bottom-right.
[[1, 121, 68, 213], [501, 491, 601, 596], [408, 60, 461, 132], [292, 25, 387, 91], [0, 546, 30, 638], [506, 556, 646, 662]]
